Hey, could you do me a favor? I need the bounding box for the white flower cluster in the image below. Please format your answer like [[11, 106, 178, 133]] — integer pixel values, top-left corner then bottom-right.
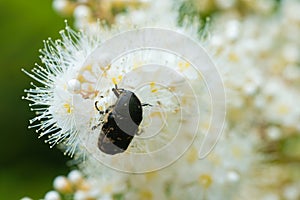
[[206, 0, 300, 140], [31, 132, 256, 200], [52, 0, 151, 29], [203, 0, 300, 199], [178, 0, 280, 17], [209, 24, 300, 132], [23, 0, 300, 199]]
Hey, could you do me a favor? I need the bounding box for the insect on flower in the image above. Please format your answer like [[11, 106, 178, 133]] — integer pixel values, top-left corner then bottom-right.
[[93, 84, 151, 155]]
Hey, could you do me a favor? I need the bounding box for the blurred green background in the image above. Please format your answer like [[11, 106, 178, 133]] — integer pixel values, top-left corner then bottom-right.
[[0, 0, 71, 199]]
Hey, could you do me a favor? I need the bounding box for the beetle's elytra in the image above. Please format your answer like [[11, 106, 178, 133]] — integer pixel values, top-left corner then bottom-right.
[[94, 85, 143, 155]]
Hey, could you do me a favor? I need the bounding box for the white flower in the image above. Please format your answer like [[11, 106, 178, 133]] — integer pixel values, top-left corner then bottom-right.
[[53, 175, 72, 193], [115, 0, 177, 28], [214, 0, 236, 9], [52, 0, 74, 16], [20, 198, 33, 200], [23, 24, 101, 156], [283, 0, 300, 22], [23, 20, 220, 170], [283, 184, 300, 200], [261, 78, 300, 129], [44, 191, 61, 200], [68, 170, 84, 185]]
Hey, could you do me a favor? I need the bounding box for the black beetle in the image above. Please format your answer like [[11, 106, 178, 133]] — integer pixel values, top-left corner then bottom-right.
[[93, 84, 149, 155]]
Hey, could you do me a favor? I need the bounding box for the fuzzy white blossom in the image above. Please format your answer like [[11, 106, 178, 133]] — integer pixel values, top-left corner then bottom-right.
[[23, 25, 100, 156]]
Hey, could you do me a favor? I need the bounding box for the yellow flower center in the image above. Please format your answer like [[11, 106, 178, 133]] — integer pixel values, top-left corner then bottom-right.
[[139, 189, 153, 200], [145, 172, 157, 181], [64, 103, 73, 114], [150, 82, 158, 93], [103, 184, 113, 193], [228, 52, 239, 62], [186, 147, 198, 164], [178, 61, 190, 71], [277, 104, 289, 115], [198, 174, 213, 189]]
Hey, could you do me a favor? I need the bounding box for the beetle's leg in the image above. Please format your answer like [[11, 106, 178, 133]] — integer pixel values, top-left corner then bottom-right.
[[136, 127, 143, 136], [106, 105, 114, 113], [92, 121, 103, 130], [142, 103, 152, 107], [95, 101, 104, 115], [92, 98, 107, 130]]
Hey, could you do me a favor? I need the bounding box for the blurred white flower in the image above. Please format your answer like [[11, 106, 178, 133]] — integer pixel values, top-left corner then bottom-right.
[[262, 79, 300, 129], [20, 197, 33, 200], [44, 191, 61, 200], [53, 175, 72, 193]]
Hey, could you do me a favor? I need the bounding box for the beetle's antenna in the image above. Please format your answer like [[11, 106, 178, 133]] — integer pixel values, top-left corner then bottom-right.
[[95, 101, 104, 114], [112, 84, 120, 97]]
